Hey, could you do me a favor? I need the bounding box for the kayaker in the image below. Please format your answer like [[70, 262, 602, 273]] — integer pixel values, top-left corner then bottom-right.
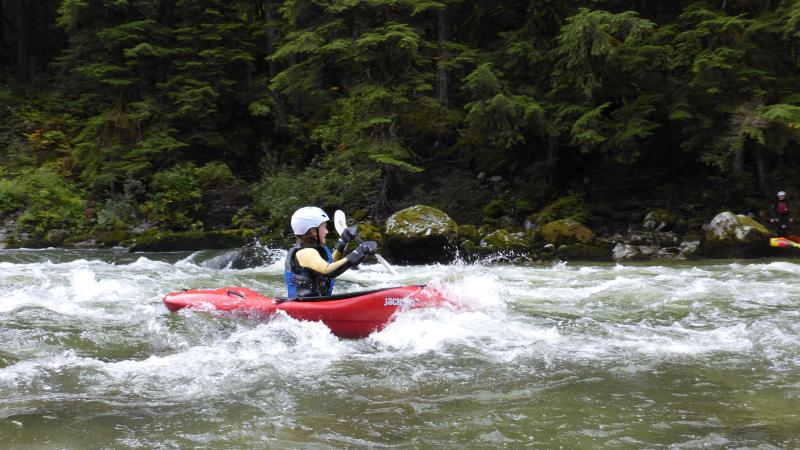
[[284, 206, 377, 298], [770, 191, 793, 237]]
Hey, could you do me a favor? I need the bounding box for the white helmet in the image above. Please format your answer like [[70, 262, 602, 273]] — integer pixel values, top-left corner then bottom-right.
[[778, 191, 787, 197], [291, 207, 329, 235]]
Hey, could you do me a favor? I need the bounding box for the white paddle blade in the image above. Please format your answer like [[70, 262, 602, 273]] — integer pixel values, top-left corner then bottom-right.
[[375, 254, 399, 276], [334, 209, 399, 277], [333, 210, 347, 236]]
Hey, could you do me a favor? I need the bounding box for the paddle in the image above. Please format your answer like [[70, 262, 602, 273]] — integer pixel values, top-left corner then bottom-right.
[[334, 210, 399, 276]]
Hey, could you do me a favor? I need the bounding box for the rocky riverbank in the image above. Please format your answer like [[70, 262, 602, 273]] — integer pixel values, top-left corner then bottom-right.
[[3, 198, 792, 266]]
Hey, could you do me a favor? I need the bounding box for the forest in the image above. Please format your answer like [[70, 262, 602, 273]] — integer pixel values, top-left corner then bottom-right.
[[1, 0, 800, 246]]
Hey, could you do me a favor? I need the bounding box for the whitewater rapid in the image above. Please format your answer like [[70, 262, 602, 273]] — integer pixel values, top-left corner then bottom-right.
[[1, 248, 799, 447]]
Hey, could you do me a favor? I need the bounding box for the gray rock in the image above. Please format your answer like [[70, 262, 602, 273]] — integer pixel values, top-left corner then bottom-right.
[[385, 205, 458, 263], [700, 212, 771, 258], [680, 240, 700, 257], [626, 230, 681, 247], [613, 243, 643, 260]]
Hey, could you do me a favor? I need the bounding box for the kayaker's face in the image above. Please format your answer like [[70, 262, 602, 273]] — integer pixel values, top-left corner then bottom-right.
[[317, 222, 328, 244]]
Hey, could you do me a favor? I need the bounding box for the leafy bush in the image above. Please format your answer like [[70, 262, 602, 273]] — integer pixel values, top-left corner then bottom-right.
[[143, 163, 203, 231], [0, 166, 86, 234], [481, 197, 509, 226], [252, 155, 382, 229], [195, 162, 251, 229], [143, 162, 247, 231], [95, 178, 145, 230]]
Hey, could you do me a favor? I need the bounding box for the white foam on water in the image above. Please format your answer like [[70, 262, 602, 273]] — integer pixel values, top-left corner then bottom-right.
[[427, 272, 508, 311], [101, 317, 347, 397], [370, 306, 562, 361], [0, 314, 351, 400], [366, 271, 563, 363], [2, 252, 800, 412], [0, 259, 159, 319], [610, 322, 753, 356], [740, 260, 800, 275]]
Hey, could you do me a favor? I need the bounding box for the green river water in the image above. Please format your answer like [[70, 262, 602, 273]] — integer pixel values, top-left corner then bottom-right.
[[0, 248, 799, 448]]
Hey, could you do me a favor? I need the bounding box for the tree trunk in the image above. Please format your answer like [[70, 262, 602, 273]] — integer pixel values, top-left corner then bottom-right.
[[753, 144, 769, 196], [375, 165, 395, 221], [0, 1, 6, 75], [436, 8, 448, 106], [546, 137, 559, 184], [265, 0, 288, 129], [732, 145, 745, 175], [14, 0, 30, 82], [244, 0, 254, 90], [156, 0, 173, 85]]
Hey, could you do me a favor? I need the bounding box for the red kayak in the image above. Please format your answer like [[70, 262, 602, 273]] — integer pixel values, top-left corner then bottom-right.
[[162, 285, 447, 338]]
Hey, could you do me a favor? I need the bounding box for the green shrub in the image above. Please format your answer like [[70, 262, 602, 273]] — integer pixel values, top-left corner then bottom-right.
[[143, 163, 203, 231], [196, 162, 251, 229], [95, 178, 145, 230], [0, 166, 86, 234], [252, 155, 381, 228], [481, 197, 509, 225], [143, 162, 248, 231]]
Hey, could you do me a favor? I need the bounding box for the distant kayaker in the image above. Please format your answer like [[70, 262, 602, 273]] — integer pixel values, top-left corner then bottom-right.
[[770, 191, 794, 237], [285, 206, 377, 298]]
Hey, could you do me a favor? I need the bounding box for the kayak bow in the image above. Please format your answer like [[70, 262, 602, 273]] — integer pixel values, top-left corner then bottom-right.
[[769, 237, 800, 249]]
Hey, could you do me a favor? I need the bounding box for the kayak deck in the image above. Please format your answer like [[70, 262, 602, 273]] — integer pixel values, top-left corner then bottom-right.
[[163, 285, 446, 338]]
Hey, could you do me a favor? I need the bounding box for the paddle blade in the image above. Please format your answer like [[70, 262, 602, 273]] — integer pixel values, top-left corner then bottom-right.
[[333, 210, 347, 236], [375, 254, 399, 277], [334, 209, 399, 277]]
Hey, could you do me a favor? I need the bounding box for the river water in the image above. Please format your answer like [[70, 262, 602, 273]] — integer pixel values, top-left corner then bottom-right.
[[0, 248, 798, 448]]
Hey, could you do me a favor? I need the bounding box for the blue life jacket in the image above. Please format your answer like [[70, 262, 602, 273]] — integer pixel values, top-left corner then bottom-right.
[[284, 244, 335, 298]]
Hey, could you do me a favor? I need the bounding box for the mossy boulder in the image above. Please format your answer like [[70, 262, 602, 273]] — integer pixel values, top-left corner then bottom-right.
[[540, 219, 594, 246], [700, 212, 770, 258], [130, 229, 254, 252], [384, 205, 458, 263], [529, 194, 590, 226], [104, 229, 131, 246], [479, 229, 529, 253], [12, 229, 70, 248]]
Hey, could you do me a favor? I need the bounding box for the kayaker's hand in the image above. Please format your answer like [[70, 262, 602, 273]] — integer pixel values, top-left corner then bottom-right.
[[361, 240, 377, 254], [335, 226, 359, 252], [346, 241, 378, 266]]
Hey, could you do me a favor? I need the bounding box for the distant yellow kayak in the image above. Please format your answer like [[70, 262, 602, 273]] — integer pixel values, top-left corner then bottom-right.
[[769, 237, 800, 248]]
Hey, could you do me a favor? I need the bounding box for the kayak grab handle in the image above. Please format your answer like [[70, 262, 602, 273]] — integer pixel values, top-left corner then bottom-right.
[[226, 289, 245, 298]]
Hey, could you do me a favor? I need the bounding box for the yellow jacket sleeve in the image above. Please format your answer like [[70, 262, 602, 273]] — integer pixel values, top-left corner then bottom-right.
[[295, 248, 349, 276]]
